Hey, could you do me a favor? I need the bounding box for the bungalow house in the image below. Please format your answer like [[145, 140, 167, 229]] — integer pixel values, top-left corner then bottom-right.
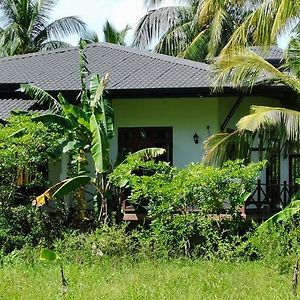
[[0, 43, 295, 217]]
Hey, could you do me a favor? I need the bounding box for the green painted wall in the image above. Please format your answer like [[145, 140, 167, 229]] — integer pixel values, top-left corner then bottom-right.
[[218, 96, 281, 130], [111, 97, 220, 167]]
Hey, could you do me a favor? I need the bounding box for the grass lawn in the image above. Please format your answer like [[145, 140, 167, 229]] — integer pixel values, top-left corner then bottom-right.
[[0, 259, 296, 299]]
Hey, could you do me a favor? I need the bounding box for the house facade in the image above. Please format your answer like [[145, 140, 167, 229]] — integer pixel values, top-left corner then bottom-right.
[[0, 43, 294, 216]]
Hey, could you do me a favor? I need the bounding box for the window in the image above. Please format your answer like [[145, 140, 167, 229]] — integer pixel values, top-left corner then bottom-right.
[[118, 127, 173, 163], [289, 154, 300, 196], [266, 154, 281, 208]]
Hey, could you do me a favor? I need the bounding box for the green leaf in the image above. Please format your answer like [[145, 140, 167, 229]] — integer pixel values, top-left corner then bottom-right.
[[20, 83, 61, 113], [90, 74, 104, 109], [258, 200, 300, 232], [40, 249, 59, 261], [118, 176, 130, 188], [125, 147, 166, 162], [66, 104, 90, 130], [53, 175, 94, 199], [9, 128, 26, 138], [90, 114, 110, 173], [32, 114, 74, 129]]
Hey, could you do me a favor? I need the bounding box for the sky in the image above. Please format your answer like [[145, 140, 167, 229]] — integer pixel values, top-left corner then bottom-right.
[[50, 0, 175, 46], [50, 0, 289, 48]]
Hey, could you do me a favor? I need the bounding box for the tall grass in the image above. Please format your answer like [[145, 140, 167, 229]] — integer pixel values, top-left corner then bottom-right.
[[0, 259, 295, 299]]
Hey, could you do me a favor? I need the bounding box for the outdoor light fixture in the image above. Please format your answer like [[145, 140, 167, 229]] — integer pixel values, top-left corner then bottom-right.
[[193, 133, 199, 144]]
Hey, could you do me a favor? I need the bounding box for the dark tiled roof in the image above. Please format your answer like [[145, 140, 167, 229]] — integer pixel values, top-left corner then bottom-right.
[[0, 44, 285, 119], [0, 43, 211, 92], [0, 98, 36, 119], [250, 46, 284, 61], [0, 43, 285, 93]]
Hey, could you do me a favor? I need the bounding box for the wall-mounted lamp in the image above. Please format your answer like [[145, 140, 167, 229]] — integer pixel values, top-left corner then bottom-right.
[[193, 133, 199, 144]]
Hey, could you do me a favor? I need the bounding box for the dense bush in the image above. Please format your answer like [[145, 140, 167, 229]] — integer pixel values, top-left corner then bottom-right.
[[110, 159, 265, 258], [0, 113, 67, 251], [0, 114, 63, 203], [0, 203, 77, 253], [245, 218, 300, 273], [115, 159, 265, 215], [53, 224, 140, 264]]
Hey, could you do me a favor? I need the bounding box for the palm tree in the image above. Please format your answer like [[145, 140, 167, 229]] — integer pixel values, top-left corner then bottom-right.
[[202, 0, 300, 165], [203, 44, 300, 165], [219, 0, 300, 56], [103, 21, 131, 46], [0, 0, 87, 56], [82, 21, 131, 46], [133, 0, 253, 61]]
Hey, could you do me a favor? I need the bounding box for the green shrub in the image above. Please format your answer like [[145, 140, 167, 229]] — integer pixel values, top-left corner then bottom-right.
[[126, 159, 265, 215], [54, 224, 139, 264], [109, 159, 265, 259], [246, 218, 300, 273]]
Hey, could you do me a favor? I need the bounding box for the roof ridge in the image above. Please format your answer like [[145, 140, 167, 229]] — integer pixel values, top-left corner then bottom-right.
[[0, 42, 210, 71], [91, 42, 211, 71], [0, 46, 79, 62]]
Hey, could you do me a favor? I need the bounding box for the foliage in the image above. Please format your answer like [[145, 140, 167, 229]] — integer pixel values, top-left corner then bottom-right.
[[0, 0, 87, 56], [247, 219, 300, 274], [0, 203, 76, 254], [102, 21, 131, 46], [124, 160, 265, 216], [0, 114, 62, 205], [82, 20, 131, 45], [219, 0, 300, 55], [257, 199, 300, 232], [110, 159, 264, 258], [204, 106, 300, 165], [24, 42, 166, 224], [54, 224, 138, 263], [109, 154, 172, 189], [202, 1, 300, 165], [133, 0, 259, 61], [21, 41, 114, 222], [140, 214, 247, 259]]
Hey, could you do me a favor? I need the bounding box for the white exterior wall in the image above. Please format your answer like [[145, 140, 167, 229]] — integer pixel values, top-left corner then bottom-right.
[[50, 95, 291, 187], [111, 97, 220, 168]]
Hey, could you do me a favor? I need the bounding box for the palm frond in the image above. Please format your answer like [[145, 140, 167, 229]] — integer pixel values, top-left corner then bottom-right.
[[221, 0, 300, 54], [155, 21, 194, 56], [238, 106, 300, 142], [144, 0, 187, 10], [213, 48, 300, 94], [102, 20, 131, 45], [39, 40, 72, 50], [133, 5, 191, 49], [36, 16, 86, 41], [206, 7, 235, 58], [177, 28, 209, 60], [20, 83, 61, 113], [203, 130, 253, 166]]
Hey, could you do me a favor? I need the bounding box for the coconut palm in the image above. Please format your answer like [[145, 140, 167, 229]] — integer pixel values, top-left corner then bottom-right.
[[82, 21, 131, 46], [202, 0, 300, 225], [203, 43, 300, 166], [0, 0, 87, 56], [202, 0, 300, 164], [103, 21, 131, 46], [219, 0, 300, 56], [133, 0, 253, 61]]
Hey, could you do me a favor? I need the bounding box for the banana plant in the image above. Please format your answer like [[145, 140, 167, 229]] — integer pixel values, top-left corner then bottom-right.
[[22, 41, 166, 223], [22, 79, 114, 221]]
